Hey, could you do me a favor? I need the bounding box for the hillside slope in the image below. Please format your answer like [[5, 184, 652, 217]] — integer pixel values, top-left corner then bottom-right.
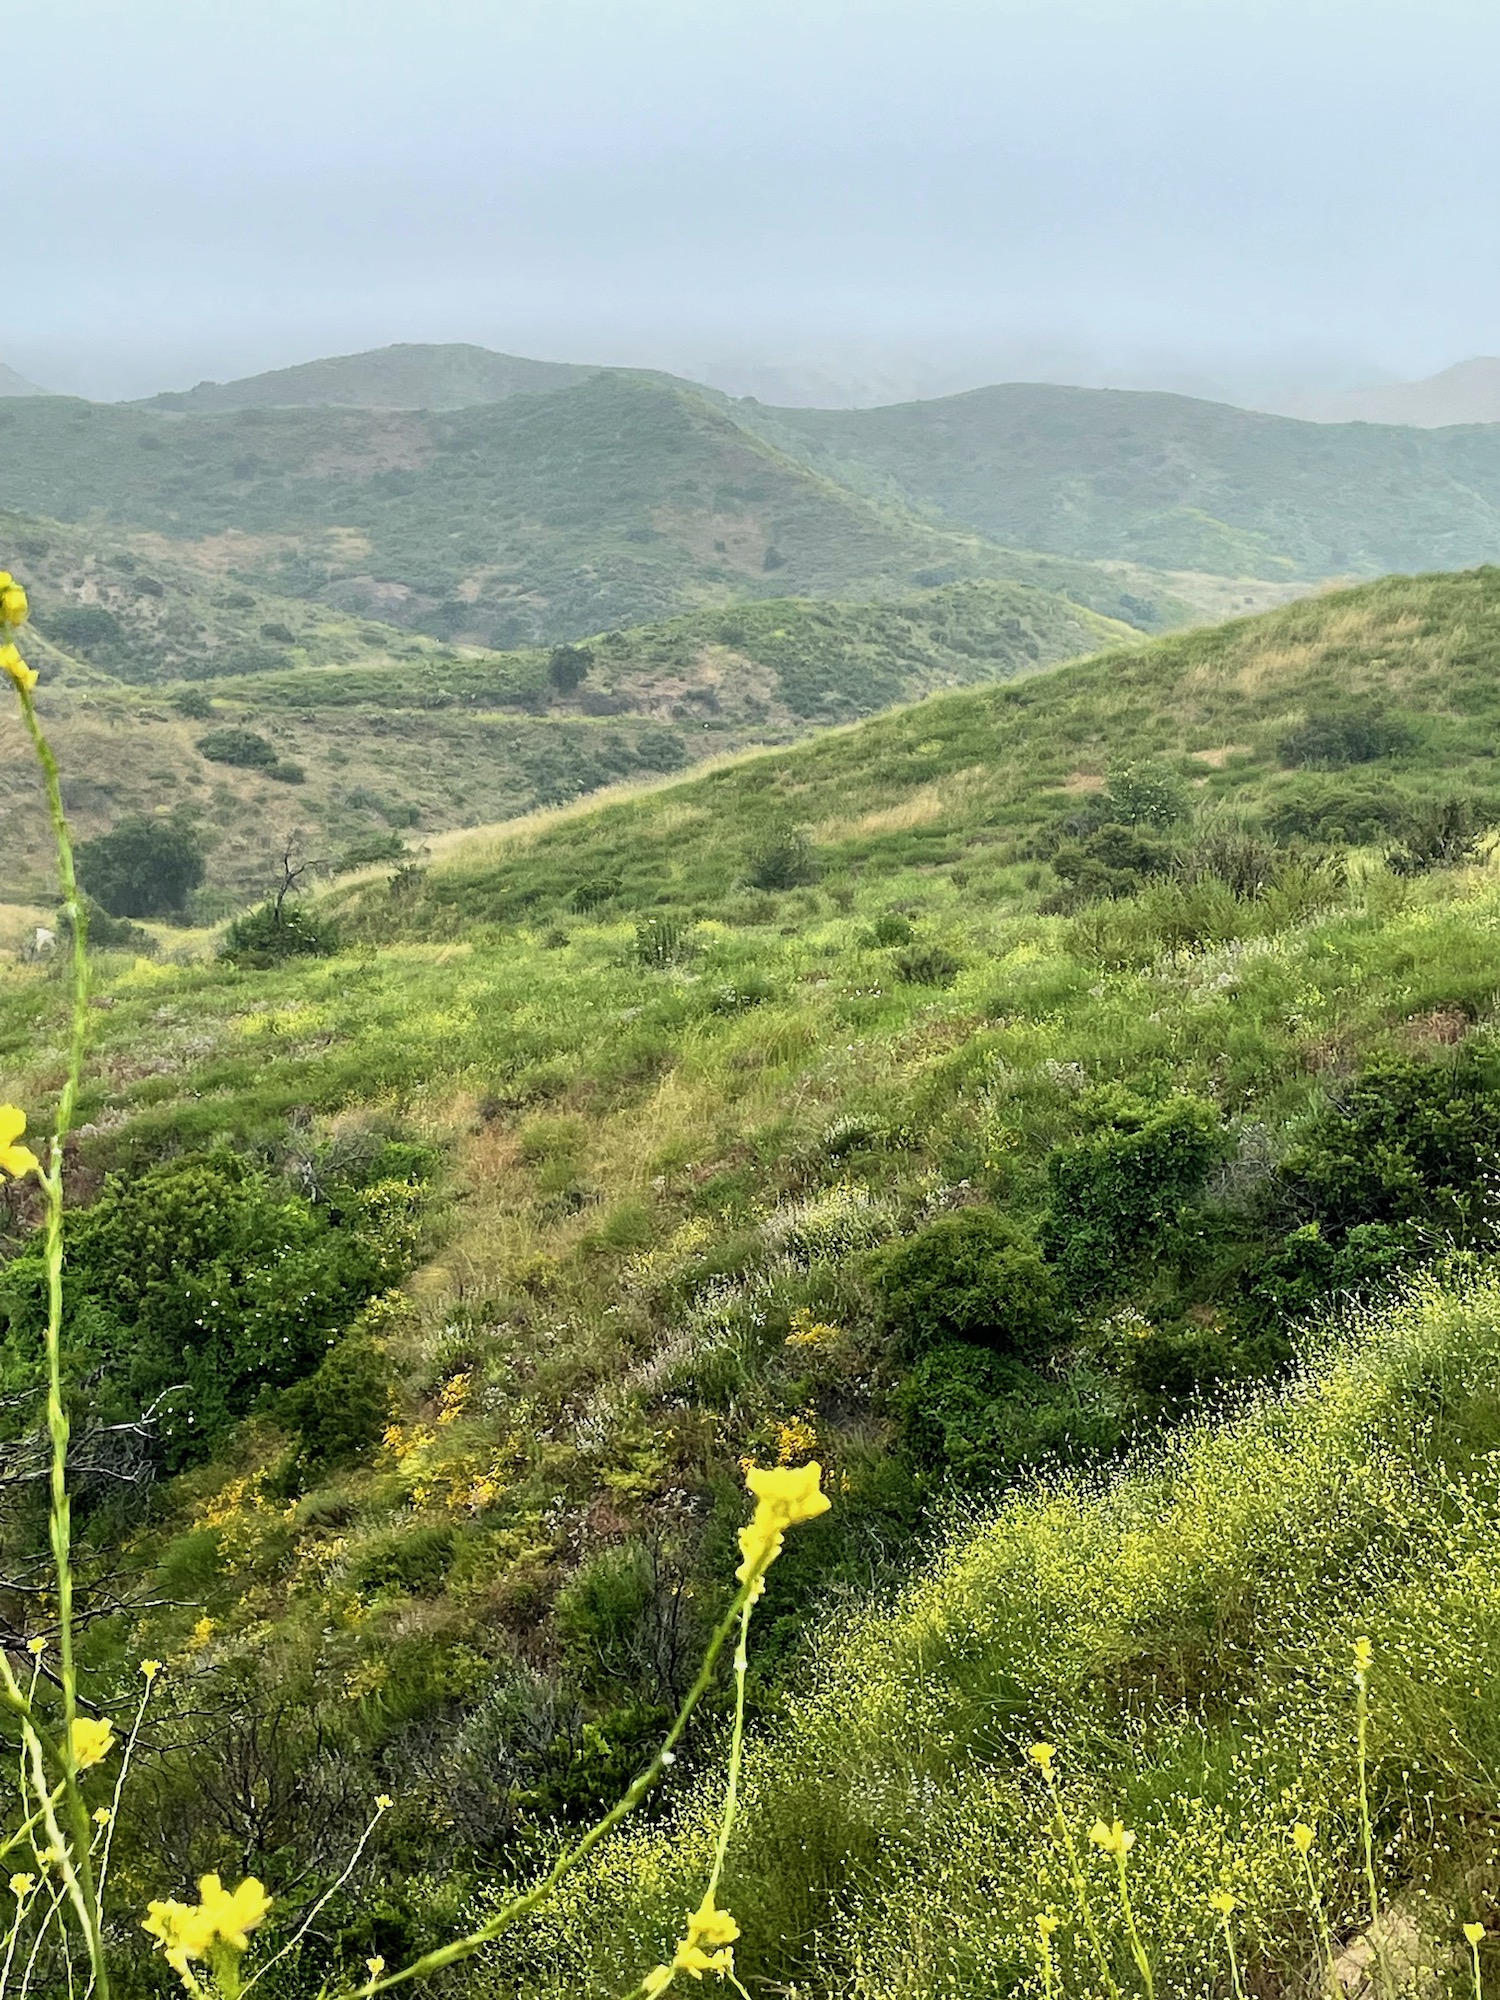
[[0, 512, 1130, 904], [6, 570, 1500, 1985], [753, 382, 1500, 577], [0, 376, 1188, 645], [139, 341, 605, 412]]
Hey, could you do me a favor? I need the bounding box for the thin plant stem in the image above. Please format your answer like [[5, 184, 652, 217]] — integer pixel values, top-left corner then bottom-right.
[[1041, 1772, 1120, 2000], [11, 682, 105, 1996], [1218, 1913, 1246, 2000], [242, 1799, 390, 1994], [1468, 1931, 1484, 2000], [1113, 1851, 1154, 2000], [358, 1556, 769, 1995]]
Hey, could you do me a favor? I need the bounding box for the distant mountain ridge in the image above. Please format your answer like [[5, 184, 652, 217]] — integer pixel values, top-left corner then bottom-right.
[[0, 361, 44, 397], [138, 342, 605, 413], [1263, 358, 1500, 428]]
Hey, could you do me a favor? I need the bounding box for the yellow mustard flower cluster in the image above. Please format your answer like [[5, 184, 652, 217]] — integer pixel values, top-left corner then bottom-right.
[[735, 1461, 831, 1596], [142, 1873, 271, 1989], [70, 1717, 116, 1771], [643, 1891, 740, 1995], [0, 570, 35, 693], [0, 1107, 39, 1183]]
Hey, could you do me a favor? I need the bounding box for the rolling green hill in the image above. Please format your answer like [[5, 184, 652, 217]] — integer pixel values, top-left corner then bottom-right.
[[139, 341, 605, 413], [0, 510, 1130, 905], [0, 377, 1213, 647], [751, 381, 1500, 578]]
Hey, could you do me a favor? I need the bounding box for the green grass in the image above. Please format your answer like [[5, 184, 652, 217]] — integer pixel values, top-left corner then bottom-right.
[[7, 564, 1500, 1986]]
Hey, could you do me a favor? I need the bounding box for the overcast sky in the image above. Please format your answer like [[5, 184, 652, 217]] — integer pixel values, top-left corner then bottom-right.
[[7, 0, 1500, 402]]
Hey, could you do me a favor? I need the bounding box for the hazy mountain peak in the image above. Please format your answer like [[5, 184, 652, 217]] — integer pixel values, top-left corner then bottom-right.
[[1264, 357, 1500, 428], [0, 360, 45, 397], [135, 341, 605, 413]]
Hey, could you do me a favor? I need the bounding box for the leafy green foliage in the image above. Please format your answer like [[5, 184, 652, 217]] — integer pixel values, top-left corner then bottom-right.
[[872, 1210, 1058, 1358], [220, 900, 339, 967], [1040, 1093, 1227, 1302], [1385, 795, 1496, 875], [196, 726, 279, 770], [75, 813, 206, 918], [1276, 705, 1415, 768], [0, 1154, 424, 1466]]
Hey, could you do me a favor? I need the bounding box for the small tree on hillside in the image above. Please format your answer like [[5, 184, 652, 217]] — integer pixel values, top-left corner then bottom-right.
[[76, 813, 207, 918], [547, 645, 592, 695]]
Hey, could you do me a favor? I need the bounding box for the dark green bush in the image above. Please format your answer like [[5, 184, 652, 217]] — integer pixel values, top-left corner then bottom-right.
[[337, 831, 408, 872], [44, 605, 122, 656], [170, 687, 214, 720], [894, 1346, 1124, 1482], [276, 1335, 391, 1476], [891, 942, 962, 987], [1275, 1053, 1500, 1243], [196, 726, 279, 770], [871, 912, 915, 947], [872, 1210, 1059, 1358], [76, 814, 207, 919], [1103, 762, 1189, 828], [268, 760, 306, 785], [348, 1525, 456, 1598], [1385, 796, 1496, 875], [745, 830, 817, 891], [1040, 1093, 1228, 1301], [1264, 778, 1407, 846], [0, 1155, 422, 1467], [220, 901, 338, 967], [1277, 707, 1415, 770]]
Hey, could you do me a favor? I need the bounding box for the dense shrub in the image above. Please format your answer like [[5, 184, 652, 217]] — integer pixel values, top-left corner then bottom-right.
[[196, 726, 279, 769], [1264, 777, 1408, 845], [891, 942, 962, 987], [1385, 795, 1496, 875], [1040, 1092, 1228, 1301], [745, 830, 817, 890], [1045, 822, 1177, 906], [872, 1210, 1059, 1358], [1103, 762, 1189, 828], [43, 604, 122, 655], [0, 1154, 423, 1466], [76, 814, 206, 918], [170, 686, 214, 720], [275, 1334, 391, 1477], [1276, 705, 1415, 769], [547, 645, 592, 693], [220, 900, 339, 967], [1275, 1052, 1500, 1244]]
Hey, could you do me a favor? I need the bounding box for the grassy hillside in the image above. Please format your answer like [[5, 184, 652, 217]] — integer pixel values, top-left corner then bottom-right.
[[4, 568, 1500, 1984], [0, 376, 1189, 648], [753, 382, 1500, 578], [0, 518, 1131, 905], [140, 341, 606, 413]]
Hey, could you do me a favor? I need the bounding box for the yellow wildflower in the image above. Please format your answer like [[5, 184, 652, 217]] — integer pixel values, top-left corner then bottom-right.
[[143, 1874, 271, 1988], [0, 644, 36, 694], [1292, 1822, 1315, 1856], [1089, 1818, 1135, 1859], [1466, 1923, 1486, 1947], [8, 1873, 32, 1899], [141, 1658, 162, 1681], [645, 1890, 741, 1992], [366, 1956, 386, 1978], [93, 1806, 112, 1827], [70, 1716, 116, 1770], [0, 581, 28, 625], [735, 1461, 831, 1590], [375, 1793, 393, 1811], [1036, 1913, 1060, 1939], [0, 1108, 39, 1183], [1028, 1741, 1057, 1775], [1353, 1635, 1373, 1679], [1210, 1890, 1237, 1916], [26, 1636, 45, 1657]]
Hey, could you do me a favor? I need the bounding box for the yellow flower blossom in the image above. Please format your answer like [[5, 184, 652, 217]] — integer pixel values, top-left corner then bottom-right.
[[375, 1793, 393, 1811], [1292, 1822, 1315, 1856], [1028, 1741, 1057, 1776], [1353, 1635, 1373, 1680], [141, 1658, 162, 1681], [1036, 1913, 1060, 1939], [0, 644, 36, 694], [0, 1108, 39, 1183], [1210, 1890, 1237, 1916], [8, 1874, 33, 1900], [1089, 1818, 1135, 1859], [70, 1717, 116, 1770], [366, 1956, 385, 1977], [644, 1891, 741, 1993], [26, 1636, 45, 1657], [1466, 1924, 1486, 1947], [143, 1874, 271, 1989], [0, 581, 28, 625], [734, 1461, 832, 1591], [93, 1806, 112, 1827]]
